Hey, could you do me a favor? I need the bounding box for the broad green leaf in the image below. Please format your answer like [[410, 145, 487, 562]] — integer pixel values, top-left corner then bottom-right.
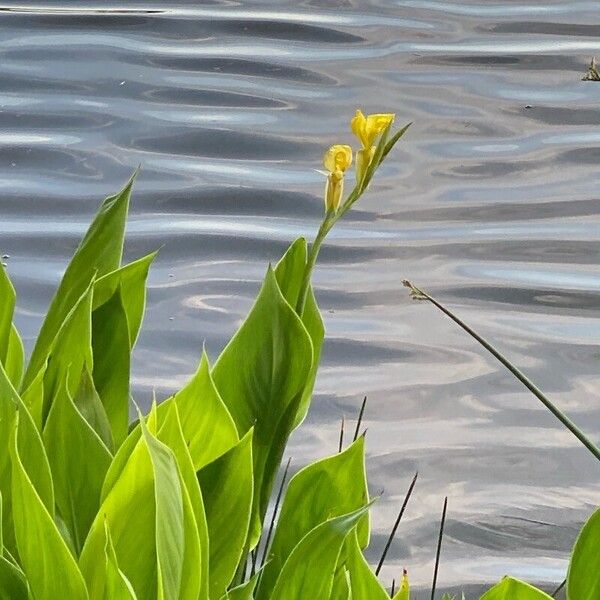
[[0, 361, 54, 555], [158, 350, 238, 470], [91, 286, 131, 445], [21, 362, 46, 431], [0, 263, 15, 364], [212, 266, 313, 541], [93, 252, 157, 348], [0, 555, 28, 600], [257, 437, 369, 599], [42, 282, 94, 422], [198, 429, 254, 599], [346, 530, 388, 600], [330, 567, 352, 600], [73, 366, 114, 452], [567, 506, 600, 600], [10, 415, 88, 600], [274, 238, 325, 428], [43, 377, 112, 554], [270, 506, 370, 600], [157, 403, 207, 600], [5, 325, 24, 390], [25, 174, 135, 388], [221, 571, 261, 600], [480, 577, 552, 599], [104, 523, 138, 600], [80, 416, 186, 600]]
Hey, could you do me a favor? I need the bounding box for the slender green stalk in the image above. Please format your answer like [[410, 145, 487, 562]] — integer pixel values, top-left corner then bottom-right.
[[403, 280, 600, 462]]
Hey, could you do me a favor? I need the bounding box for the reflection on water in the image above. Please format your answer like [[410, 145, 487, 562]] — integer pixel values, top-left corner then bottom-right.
[[1, 0, 599, 593]]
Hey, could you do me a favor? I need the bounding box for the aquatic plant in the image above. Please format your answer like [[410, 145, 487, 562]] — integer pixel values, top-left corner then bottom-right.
[[0, 110, 597, 599]]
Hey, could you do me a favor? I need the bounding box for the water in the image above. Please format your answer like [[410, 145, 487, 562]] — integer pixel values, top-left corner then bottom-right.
[[1, 1, 599, 595]]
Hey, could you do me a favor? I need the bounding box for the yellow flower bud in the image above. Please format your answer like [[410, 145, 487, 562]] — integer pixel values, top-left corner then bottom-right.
[[392, 569, 410, 600], [324, 169, 344, 213], [355, 145, 376, 183], [351, 109, 395, 149], [323, 144, 353, 173]]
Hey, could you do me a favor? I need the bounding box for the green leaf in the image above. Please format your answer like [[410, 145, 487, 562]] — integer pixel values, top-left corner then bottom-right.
[[346, 530, 388, 600], [257, 437, 369, 599], [198, 429, 254, 598], [80, 414, 187, 600], [480, 577, 552, 599], [43, 376, 112, 555], [21, 363, 46, 431], [270, 506, 370, 600], [5, 325, 24, 390], [221, 571, 261, 600], [0, 555, 29, 600], [158, 350, 238, 470], [91, 286, 131, 446], [157, 403, 207, 600], [274, 238, 325, 429], [10, 414, 89, 600], [24, 174, 135, 388], [103, 523, 138, 600], [93, 252, 156, 348], [42, 281, 94, 423], [0, 361, 54, 555], [330, 567, 352, 600], [212, 266, 313, 540], [567, 506, 600, 600], [73, 366, 114, 452], [0, 263, 16, 365], [381, 122, 412, 162]]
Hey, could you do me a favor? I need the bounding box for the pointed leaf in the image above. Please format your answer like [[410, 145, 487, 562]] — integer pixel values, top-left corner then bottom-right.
[[270, 506, 370, 600], [80, 415, 186, 600], [274, 238, 325, 428], [480, 577, 552, 599], [0, 555, 29, 600], [21, 363, 46, 431], [258, 437, 369, 599], [42, 282, 94, 422], [73, 366, 114, 452], [5, 325, 24, 390], [0, 263, 16, 364], [25, 174, 134, 388], [104, 523, 138, 600], [212, 266, 313, 538], [11, 415, 88, 600], [346, 530, 388, 600], [91, 286, 131, 445], [220, 571, 261, 600], [93, 252, 156, 348], [158, 350, 238, 470], [43, 376, 112, 554], [567, 506, 600, 600], [198, 430, 254, 598]]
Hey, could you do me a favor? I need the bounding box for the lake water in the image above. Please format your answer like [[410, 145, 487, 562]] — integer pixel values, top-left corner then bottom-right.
[[1, 1, 599, 596]]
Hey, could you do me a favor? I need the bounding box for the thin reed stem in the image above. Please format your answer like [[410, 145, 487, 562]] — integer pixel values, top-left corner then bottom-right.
[[339, 415, 345, 453], [431, 497, 448, 600], [403, 281, 600, 463], [353, 396, 368, 442], [376, 471, 419, 575], [552, 578, 566, 598]]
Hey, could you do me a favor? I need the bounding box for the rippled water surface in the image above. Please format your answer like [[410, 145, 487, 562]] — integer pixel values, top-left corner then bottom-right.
[[2, 1, 600, 595]]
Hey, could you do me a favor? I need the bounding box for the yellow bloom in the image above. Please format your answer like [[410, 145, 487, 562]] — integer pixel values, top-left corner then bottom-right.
[[392, 569, 410, 600], [323, 144, 353, 173], [351, 109, 395, 149], [323, 144, 352, 213], [355, 145, 376, 183]]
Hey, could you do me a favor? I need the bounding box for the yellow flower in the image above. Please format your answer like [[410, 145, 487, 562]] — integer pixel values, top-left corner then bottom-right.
[[355, 145, 376, 183], [323, 144, 353, 173], [392, 569, 410, 600], [323, 144, 352, 213], [351, 109, 395, 149]]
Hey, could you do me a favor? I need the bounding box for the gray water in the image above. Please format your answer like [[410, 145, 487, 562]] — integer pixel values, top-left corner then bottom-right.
[[1, 1, 599, 595]]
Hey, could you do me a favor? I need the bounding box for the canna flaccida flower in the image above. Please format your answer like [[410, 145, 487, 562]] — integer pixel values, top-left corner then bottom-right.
[[351, 109, 395, 182], [323, 144, 352, 213]]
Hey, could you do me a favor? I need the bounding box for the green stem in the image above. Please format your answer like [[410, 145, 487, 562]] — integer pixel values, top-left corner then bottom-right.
[[403, 280, 600, 463]]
